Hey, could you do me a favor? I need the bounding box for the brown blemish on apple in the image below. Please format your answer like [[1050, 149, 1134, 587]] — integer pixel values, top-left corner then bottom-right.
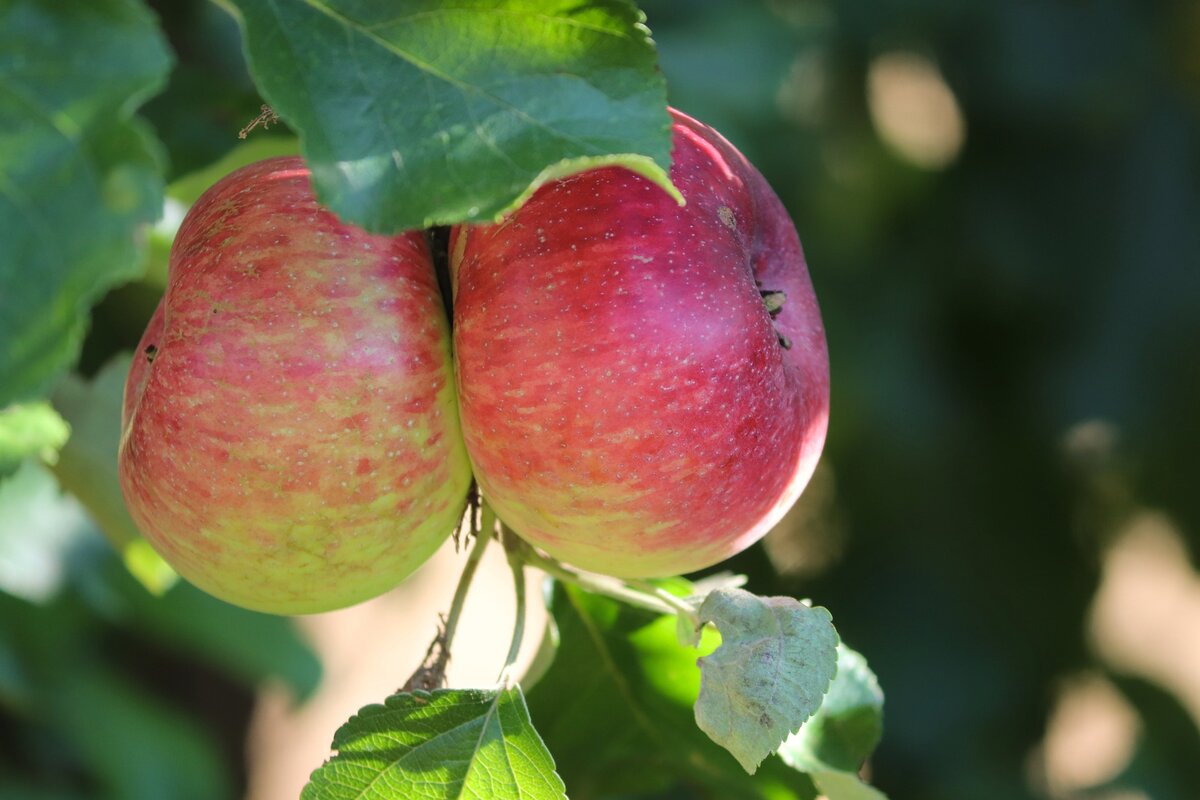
[[718, 205, 737, 230]]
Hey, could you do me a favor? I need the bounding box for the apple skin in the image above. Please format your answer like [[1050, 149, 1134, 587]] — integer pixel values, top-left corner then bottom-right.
[[451, 108, 829, 578], [118, 157, 472, 614]]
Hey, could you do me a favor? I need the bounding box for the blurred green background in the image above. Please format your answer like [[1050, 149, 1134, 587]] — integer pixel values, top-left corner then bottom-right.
[[3, 0, 1199, 798]]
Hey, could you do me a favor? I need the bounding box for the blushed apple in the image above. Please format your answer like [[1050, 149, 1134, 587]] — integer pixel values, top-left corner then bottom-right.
[[119, 157, 472, 614], [452, 109, 829, 578]]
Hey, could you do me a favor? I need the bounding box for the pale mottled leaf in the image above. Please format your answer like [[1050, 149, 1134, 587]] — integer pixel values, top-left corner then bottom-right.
[[695, 587, 839, 773]]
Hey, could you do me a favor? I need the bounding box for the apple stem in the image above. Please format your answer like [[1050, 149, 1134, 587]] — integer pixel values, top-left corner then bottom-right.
[[444, 502, 495, 651], [496, 525, 528, 688], [400, 502, 495, 692]]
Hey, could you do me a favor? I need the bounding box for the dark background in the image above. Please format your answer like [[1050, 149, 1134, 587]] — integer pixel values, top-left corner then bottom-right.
[[645, 0, 1200, 797], [3, 0, 1198, 798]]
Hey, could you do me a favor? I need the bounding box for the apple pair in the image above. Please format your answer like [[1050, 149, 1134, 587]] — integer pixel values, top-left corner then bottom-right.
[[118, 109, 830, 614]]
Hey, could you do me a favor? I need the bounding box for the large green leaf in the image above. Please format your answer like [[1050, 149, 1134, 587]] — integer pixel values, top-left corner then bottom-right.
[[526, 582, 819, 799], [0, 0, 171, 406], [302, 688, 566, 800], [226, 0, 679, 233]]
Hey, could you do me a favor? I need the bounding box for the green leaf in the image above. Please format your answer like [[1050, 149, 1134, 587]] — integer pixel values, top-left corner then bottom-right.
[[0, 588, 235, 800], [49, 355, 138, 550], [779, 644, 884, 774], [226, 0, 679, 233], [0, 0, 170, 406], [56, 539, 319, 699], [49, 354, 178, 593], [527, 583, 819, 799], [810, 770, 888, 800], [52, 665, 235, 800], [0, 402, 70, 479], [779, 645, 887, 799], [0, 784, 91, 800], [302, 687, 566, 800], [695, 588, 840, 774]]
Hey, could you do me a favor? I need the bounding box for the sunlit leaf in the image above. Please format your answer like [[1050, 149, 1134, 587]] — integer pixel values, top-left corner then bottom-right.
[[527, 582, 820, 799], [302, 687, 566, 800], [0, 461, 93, 603], [810, 770, 888, 800], [0, 402, 70, 480]]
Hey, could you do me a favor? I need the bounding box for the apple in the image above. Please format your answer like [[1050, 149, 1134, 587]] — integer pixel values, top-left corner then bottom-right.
[[118, 157, 472, 614], [452, 108, 829, 578]]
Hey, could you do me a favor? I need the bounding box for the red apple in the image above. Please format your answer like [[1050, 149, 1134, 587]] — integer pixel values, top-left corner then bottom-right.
[[118, 157, 472, 614], [452, 108, 829, 578]]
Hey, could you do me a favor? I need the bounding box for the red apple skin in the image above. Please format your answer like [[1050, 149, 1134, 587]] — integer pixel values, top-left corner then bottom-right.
[[119, 157, 472, 614], [451, 109, 830, 578]]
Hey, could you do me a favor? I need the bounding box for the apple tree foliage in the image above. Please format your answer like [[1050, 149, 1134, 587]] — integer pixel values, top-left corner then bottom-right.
[[0, 1, 885, 797]]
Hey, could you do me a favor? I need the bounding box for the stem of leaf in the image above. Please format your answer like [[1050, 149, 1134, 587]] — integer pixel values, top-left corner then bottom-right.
[[497, 525, 527, 688], [626, 578, 701, 629], [518, 545, 688, 621]]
